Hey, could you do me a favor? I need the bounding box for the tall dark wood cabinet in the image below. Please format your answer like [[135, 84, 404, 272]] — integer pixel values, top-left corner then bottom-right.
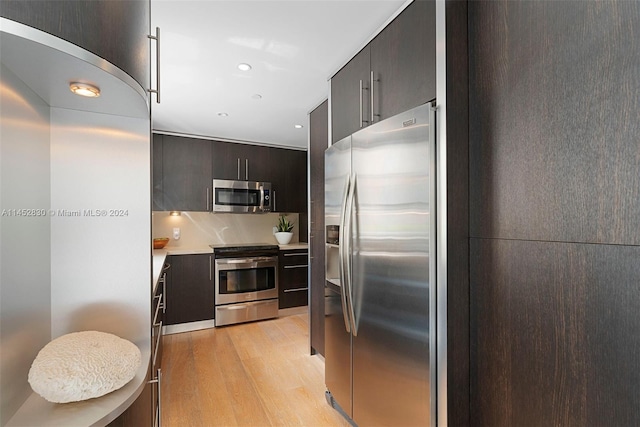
[[164, 254, 214, 325], [330, 0, 435, 143], [309, 100, 328, 356], [468, 1, 640, 425], [0, 0, 150, 90], [161, 136, 212, 212]]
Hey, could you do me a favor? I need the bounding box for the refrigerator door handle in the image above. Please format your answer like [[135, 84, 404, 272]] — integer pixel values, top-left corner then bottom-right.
[[344, 173, 358, 336], [338, 174, 352, 333]]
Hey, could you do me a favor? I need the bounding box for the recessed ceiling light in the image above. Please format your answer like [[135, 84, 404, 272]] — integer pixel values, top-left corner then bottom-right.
[[237, 63, 252, 71], [251, 94, 262, 100], [69, 82, 100, 98], [217, 112, 229, 117], [294, 124, 304, 129]]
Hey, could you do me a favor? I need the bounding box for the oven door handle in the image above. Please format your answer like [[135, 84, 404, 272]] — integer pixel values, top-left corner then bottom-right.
[[216, 256, 276, 264]]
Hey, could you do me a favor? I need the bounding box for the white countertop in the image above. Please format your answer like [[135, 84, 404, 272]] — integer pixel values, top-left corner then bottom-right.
[[278, 243, 309, 250]]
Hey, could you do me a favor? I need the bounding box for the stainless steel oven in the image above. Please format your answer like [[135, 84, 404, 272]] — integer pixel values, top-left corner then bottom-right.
[[212, 244, 279, 326]]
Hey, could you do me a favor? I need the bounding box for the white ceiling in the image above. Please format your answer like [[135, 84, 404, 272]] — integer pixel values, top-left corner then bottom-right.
[[151, 0, 408, 149]]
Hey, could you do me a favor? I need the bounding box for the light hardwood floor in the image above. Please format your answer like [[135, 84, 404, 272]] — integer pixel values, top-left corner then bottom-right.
[[161, 313, 350, 427]]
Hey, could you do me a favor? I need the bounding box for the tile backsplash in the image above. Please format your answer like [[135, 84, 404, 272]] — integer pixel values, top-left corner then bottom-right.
[[152, 212, 299, 248]]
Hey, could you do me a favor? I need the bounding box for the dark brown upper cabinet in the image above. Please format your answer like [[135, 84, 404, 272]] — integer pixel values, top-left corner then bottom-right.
[[330, 0, 435, 143], [269, 148, 307, 214], [0, 0, 150, 92], [161, 135, 212, 212], [211, 141, 272, 182], [370, 0, 435, 122], [331, 46, 372, 144]]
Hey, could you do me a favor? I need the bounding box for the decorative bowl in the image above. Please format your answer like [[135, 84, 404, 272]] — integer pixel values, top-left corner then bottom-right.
[[153, 237, 169, 249]]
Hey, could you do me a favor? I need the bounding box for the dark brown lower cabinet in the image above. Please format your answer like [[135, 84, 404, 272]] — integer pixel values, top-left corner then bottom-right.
[[471, 238, 640, 426], [278, 249, 308, 309], [164, 254, 214, 325]]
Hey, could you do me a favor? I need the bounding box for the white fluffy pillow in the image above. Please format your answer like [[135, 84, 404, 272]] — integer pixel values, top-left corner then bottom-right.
[[28, 331, 141, 403]]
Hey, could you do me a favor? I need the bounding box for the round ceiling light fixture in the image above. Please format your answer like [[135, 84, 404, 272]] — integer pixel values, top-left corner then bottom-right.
[[294, 124, 304, 129], [237, 63, 252, 71], [217, 112, 229, 117], [69, 82, 100, 98], [251, 94, 262, 100]]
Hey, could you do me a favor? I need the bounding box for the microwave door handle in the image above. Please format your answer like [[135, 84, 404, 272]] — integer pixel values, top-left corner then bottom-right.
[[259, 185, 265, 211]]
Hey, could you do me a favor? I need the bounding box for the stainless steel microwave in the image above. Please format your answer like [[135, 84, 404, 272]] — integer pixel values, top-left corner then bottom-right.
[[212, 179, 271, 213]]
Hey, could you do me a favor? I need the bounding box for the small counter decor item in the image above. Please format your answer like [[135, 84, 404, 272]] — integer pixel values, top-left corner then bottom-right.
[[28, 331, 141, 403], [274, 215, 294, 245], [153, 237, 169, 249]]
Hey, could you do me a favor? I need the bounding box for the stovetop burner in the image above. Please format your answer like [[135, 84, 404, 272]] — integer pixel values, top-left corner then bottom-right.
[[209, 243, 279, 257]]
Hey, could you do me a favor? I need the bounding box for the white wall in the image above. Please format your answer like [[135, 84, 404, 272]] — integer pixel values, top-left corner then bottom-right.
[[49, 108, 150, 345], [0, 64, 51, 426]]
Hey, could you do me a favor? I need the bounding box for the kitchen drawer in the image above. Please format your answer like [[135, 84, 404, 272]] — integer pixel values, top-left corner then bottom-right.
[[279, 249, 308, 309]]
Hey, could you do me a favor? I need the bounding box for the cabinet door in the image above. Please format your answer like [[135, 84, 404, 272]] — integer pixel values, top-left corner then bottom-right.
[[1, 0, 150, 91], [164, 255, 214, 325], [279, 249, 309, 309], [330, 46, 371, 143], [271, 148, 307, 213], [212, 140, 243, 180], [162, 135, 212, 211], [309, 101, 327, 355], [212, 141, 273, 182], [370, 0, 435, 122], [152, 134, 164, 211]]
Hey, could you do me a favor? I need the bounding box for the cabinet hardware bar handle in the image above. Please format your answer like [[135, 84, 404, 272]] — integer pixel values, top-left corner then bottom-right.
[[237, 158, 241, 180], [162, 272, 167, 314], [206, 187, 210, 211], [209, 256, 212, 281], [284, 264, 308, 269], [147, 27, 161, 103], [245, 159, 249, 181], [284, 287, 308, 293], [370, 70, 375, 123], [149, 369, 162, 427], [152, 322, 162, 366], [273, 190, 277, 212], [359, 79, 363, 128], [283, 253, 308, 257]]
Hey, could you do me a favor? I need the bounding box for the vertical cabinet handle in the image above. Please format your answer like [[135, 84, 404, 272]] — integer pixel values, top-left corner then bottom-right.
[[359, 79, 363, 128], [245, 159, 249, 181], [147, 27, 161, 103], [237, 158, 241, 180], [149, 368, 162, 427], [206, 187, 210, 211], [209, 256, 212, 281], [273, 190, 277, 212], [370, 70, 375, 123]]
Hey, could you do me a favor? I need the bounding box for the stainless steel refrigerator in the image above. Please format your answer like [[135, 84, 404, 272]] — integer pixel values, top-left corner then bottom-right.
[[324, 102, 436, 426]]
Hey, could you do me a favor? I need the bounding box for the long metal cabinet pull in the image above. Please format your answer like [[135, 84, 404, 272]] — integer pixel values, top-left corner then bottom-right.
[[245, 159, 249, 180], [338, 175, 351, 333], [206, 187, 210, 211], [147, 27, 161, 103], [237, 158, 241, 180], [370, 71, 375, 123], [344, 173, 357, 336], [149, 368, 162, 427], [359, 80, 364, 128], [209, 256, 212, 281]]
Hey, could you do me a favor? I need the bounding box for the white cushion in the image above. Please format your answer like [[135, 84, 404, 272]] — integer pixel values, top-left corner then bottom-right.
[[28, 331, 141, 403]]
